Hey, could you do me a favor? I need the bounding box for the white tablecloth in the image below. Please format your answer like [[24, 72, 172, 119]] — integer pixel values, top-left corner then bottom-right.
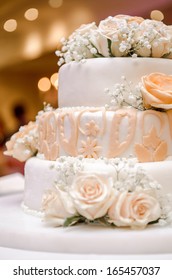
[[1, 247, 172, 260]]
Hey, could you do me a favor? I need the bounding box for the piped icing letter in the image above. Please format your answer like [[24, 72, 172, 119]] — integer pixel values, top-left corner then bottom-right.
[[108, 108, 136, 158], [38, 112, 59, 160], [58, 111, 78, 156]]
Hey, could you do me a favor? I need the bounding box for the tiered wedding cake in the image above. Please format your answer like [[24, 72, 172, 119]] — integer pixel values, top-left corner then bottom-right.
[[5, 13, 172, 229]]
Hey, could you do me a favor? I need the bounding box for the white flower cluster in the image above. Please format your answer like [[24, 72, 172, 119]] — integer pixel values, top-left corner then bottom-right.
[[4, 122, 38, 162], [56, 22, 99, 66], [56, 15, 172, 65], [132, 19, 172, 58], [108, 157, 161, 192], [105, 76, 144, 110], [42, 156, 172, 228], [51, 156, 84, 187], [159, 193, 172, 226]]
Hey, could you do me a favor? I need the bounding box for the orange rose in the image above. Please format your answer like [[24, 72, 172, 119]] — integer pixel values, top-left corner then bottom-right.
[[141, 72, 172, 110]]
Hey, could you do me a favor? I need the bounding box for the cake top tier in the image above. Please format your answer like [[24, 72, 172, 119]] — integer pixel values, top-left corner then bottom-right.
[[56, 14, 172, 65]]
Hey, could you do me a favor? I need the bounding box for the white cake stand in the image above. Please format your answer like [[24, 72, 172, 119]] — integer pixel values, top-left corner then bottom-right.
[[0, 192, 172, 259]]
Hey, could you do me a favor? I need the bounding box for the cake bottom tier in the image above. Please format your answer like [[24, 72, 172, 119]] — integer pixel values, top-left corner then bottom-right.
[[1, 193, 172, 255], [23, 157, 172, 212]]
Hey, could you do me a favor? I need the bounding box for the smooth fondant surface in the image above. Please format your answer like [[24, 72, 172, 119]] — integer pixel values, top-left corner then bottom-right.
[[58, 58, 172, 107]]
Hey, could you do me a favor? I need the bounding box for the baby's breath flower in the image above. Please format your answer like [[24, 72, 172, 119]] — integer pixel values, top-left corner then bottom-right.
[[104, 76, 144, 110]]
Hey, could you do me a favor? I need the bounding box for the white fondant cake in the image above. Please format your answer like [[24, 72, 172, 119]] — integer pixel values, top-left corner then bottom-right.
[[4, 14, 172, 230], [58, 58, 172, 107], [24, 157, 172, 212]]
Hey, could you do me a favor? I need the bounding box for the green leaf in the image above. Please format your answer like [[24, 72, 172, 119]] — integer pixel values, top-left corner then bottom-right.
[[107, 39, 114, 57], [63, 215, 85, 227], [148, 218, 160, 225], [95, 217, 111, 227]]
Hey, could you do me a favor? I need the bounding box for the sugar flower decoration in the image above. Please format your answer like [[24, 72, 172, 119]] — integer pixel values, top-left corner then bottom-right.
[[84, 120, 100, 136], [79, 137, 102, 158]]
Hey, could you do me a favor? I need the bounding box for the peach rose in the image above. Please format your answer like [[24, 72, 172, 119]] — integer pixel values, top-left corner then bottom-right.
[[99, 16, 127, 39], [165, 25, 172, 58], [98, 17, 129, 56], [108, 190, 161, 228], [99, 15, 143, 40], [90, 29, 110, 57], [4, 122, 38, 162], [151, 38, 171, 58], [69, 172, 115, 220], [98, 15, 144, 57], [134, 20, 171, 58], [68, 22, 98, 60], [115, 14, 144, 25], [42, 188, 76, 227], [72, 22, 97, 36], [141, 72, 172, 110]]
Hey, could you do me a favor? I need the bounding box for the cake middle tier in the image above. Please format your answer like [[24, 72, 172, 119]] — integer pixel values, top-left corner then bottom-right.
[[38, 107, 172, 162]]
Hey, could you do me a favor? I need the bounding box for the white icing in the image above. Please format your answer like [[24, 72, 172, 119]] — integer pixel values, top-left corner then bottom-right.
[[24, 157, 116, 211], [21, 202, 43, 217], [24, 157, 172, 212], [58, 57, 172, 107]]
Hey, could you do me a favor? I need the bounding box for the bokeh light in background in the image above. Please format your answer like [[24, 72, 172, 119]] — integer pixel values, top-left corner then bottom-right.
[[50, 73, 58, 89], [48, 0, 63, 8], [23, 32, 42, 59], [38, 73, 59, 91], [46, 21, 67, 49], [38, 75, 58, 108], [24, 8, 39, 21], [38, 77, 51, 92], [69, 7, 93, 26], [3, 19, 17, 32]]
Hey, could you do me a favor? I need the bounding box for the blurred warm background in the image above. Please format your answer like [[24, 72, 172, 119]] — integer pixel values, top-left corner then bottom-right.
[[0, 0, 172, 176]]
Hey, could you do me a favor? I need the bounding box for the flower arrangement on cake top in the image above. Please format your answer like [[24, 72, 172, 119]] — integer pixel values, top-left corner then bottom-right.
[[56, 13, 172, 65], [56, 12, 172, 112]]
